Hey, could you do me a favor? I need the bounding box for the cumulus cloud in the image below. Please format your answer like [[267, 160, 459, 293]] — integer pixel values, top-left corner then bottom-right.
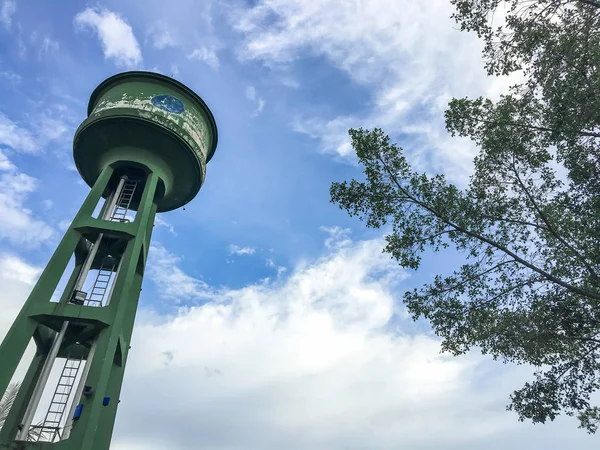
[[0, 253, 41, 336], [187, 46, 219, 70], [228, 244, 256, 256], [74, 7, 142, 68], [0, 231, 596, 449], [0, 150, 55, 246], [0, 113, 38, 153], [107, 232, 597, 449], [232, 0, 517, 183], [0, 107, 74, 155], [147, 244, 214, 303]]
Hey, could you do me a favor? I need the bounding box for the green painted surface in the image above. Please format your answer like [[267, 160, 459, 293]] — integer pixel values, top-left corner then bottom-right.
[[73, 71, 218, 212], [0, 72, 218, 450]]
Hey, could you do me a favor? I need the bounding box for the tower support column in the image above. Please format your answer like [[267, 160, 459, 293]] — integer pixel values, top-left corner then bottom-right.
[[65, 171, 158, 450], [0, 165, 114, 412], [0, 70, 218, 450]]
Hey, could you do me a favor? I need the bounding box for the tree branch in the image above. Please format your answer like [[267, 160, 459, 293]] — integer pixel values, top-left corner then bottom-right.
[[429, 259, 518, 296], [510, 161, 600, 283], [477, 116, 600, 139], [374, 152, 600, 301], [479, 214, 547, 231], [577, 0, 600, 9], [469, 276, 545, 308]]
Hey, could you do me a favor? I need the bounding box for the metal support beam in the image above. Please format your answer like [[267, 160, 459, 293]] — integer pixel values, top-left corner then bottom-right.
[[17, 322, 68, 441]]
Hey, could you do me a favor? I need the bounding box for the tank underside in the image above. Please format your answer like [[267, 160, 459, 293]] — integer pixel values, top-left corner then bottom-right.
[[73, 71, 218, 213], [74, 114, 203, 212]]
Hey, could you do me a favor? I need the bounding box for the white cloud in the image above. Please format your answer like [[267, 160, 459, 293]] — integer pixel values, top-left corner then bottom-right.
[[187, 46, 219, 70], [0, 112, 38, 153], [58, 219, 71, 231], [266, 258, 287, 277], [147, 244, 214, 303], [37, 114, 69, 142], [0, 0, 15, 30], [155, 215, 176, 235], [0, 231, 596, 448], [245, 86, 265, 116], [0, 253, 40, 338], [39, 37, 59, 56], [233, 0, 515, 183], [0, 70, 21, 84], [147, 21, 177, 49], [319, 225, 352, 249], [74, 7, 142, 69], [0, 149, 15, 170], [0, 253, 41, 285], [0, 151, 55, 246], [0, 107, 73, 155], [107, 232, 598, 449], [228, 244, 256, 255]]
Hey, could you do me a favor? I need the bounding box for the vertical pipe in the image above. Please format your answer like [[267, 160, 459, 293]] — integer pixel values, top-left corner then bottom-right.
[[72, 175, 127, 294], [104, 257, 123, 308], [74, 235, 103, 293], [17, 322, 69, 440], [97, 190, 115, 221], [103, 176, 127, 221], [61, 342, 96, 440]]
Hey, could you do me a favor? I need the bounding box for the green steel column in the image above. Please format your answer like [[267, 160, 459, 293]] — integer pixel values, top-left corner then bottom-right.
[[0, 352, 45, 441], [1, 70, 218, 450], [0, 166, 113, 407], [93, 203, 157, 450], [67, 171, 158, 450]]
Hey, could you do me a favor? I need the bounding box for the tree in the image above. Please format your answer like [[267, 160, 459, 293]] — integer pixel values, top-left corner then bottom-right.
[[330, 1, 600, 432], [0, 382, 45, 441], [0, 383, 20, 431]]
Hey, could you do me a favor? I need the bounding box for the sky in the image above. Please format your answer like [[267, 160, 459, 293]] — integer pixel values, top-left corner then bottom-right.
[[0, 0, 597, 448]]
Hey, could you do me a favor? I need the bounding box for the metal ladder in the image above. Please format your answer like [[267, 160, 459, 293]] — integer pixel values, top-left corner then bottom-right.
[[32, 179, 137, 441], [84, 255, 116, 307], [110, 179, 138, 222], [36, 358, 83, 442], [36, 253, 115, 439]]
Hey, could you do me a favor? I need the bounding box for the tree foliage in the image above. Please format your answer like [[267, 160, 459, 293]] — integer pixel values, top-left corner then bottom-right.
[[0, 382, 20, 431], [0, 382, 46, 441], [330, 0, 600, 432]]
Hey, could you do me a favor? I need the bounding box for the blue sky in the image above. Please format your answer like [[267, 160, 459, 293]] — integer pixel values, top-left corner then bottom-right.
[[0, 1, 598, 449]]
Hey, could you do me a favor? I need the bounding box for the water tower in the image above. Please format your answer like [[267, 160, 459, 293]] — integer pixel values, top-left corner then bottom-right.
[[0, 71, 218, 449]]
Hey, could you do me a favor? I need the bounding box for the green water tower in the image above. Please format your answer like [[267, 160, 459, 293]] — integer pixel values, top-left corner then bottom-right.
[[0, 72, 218, 449]]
